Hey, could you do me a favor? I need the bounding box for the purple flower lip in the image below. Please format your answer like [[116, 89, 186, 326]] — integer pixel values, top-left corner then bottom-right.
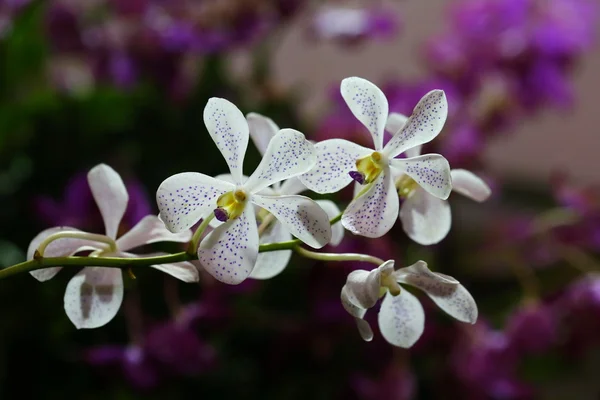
[[213, 208, 229, 222], [349, 171, 366, 185]]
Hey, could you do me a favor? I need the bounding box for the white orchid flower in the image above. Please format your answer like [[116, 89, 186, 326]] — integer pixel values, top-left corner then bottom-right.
[[386, 112, 492, 245], [246, 112, 344, 280], [300, 77, 452, 238], [27, 164, 197, 329], [341, 260, 477, 348], [157, 98, 332, 285]]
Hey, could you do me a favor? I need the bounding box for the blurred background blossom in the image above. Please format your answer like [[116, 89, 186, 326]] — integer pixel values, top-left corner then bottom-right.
[[0, 0, 599, 399]]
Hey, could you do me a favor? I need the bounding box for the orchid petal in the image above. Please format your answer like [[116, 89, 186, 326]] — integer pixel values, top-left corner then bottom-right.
[[383, 90, 448, 158], [315, 200, 344, 246], [27, 227, 101, 282], [344, 260, 394, 309], [118, 251, 199, 282], [342, 172, 399, 238], [116, 215, 191, 252], [378, 290, 425, 348], [341, 286, 373, 341], [396, 264, 477, 324], [399, 188, 452, 245], [247, 112, 279, 156], [451, 169, 491, 202], [299, 139, 372, 194], [250, 220, 293, 280], [88, 164, 129, 239], [245, 129, 316, 194], [390, 154, 452, 200], [394, 260, 459, 285], [385, 112, 408, 135], [405, 145, 422, 159], [278, 177, 307, 196], [203, 98, 249, 184], [64, 267, 124, 329], [198, 205, 259, 285], [156, 172, 235, 233], [251, 194, 331, 248], [341, 77, 389, 150]]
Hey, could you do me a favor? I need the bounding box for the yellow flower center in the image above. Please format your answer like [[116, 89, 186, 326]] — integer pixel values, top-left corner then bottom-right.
[[215, 189, 248, 221], [395, 174, 419, 199], [380, 269, 401, 297], [355, 151, 385, 184]]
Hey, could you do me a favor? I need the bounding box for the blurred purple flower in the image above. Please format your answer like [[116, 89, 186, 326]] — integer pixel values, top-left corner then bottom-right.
[[353, 364, 416, 400], [506, 302, 557, 355]]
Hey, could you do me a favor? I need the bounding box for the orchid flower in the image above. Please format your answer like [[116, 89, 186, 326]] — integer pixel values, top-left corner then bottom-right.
[[300, 77, 452, 238], [386, 112, 492, 244], [246, 112, 344, 279], [157, 98, 332, 285], [341, 260, 477, 348], [27, 164, 197, 329]]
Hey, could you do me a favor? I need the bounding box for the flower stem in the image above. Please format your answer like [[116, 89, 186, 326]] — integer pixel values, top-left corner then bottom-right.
[[294, 247, 384, 266], [188, 214, 215, 255], [37, 231, 116, 255]]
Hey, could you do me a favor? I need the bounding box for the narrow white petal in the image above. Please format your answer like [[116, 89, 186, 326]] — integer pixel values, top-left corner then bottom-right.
[[341, 286, 374, 341], [247, 112, 279, 156], [64, 267, 124, 329], [203, 98, 249, 184], [198, 206, 259, 285], [341, 77, 389, 150], [245, 129, 316, 194], [342, 172, 399, 238], [250, 220, 293, 280], [399, 188, 452, 245], [156, 172, 235, 233], [251, 194, 331, 248], [119, 251, 199, 282], [397, 265, 477, 324], [451, 169, 491, 202], [385, 112, 408, 135], [116, 215, 191, 252], [405, 145, 422, 159], [315, 200, 344, 246], [87, 164, 129, 239], [27, 227, 101, 282], [299, 139, 372, 194], [383, 90, 448, 158], [343, 260, 394, 309], [395, 260, 459, 285], [278, 177, 307, 196], [378, 290, 425, 348], [390, 154, 452, 200]]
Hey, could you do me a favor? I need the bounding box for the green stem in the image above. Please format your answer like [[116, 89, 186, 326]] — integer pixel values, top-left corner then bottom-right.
[[187, 214, 215, 255], [38, 231, 116, 256], [294, 247, 384, 266], [330, 212, 342, 225]]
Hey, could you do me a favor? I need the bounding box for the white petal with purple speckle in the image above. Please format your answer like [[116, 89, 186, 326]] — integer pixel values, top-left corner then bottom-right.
[[203, 98, 249, 184], [299, 139, 371, 194], [156, 172, 235, 233], [341, 286, 373, 341], [378, 290, 425, 348], [399, 188, 452, 245], [198, 206, 259, 285], [341, 172, 399, 238], [245, 129, 317, 194], [116, 215, 192, 252], [314, 199, 344, 246], [341, 77, 389, 151], [390, 154, 452, 200], [382, 90, 448, 158], [87, 164, 129, 240], [251, 194, 331, 249]]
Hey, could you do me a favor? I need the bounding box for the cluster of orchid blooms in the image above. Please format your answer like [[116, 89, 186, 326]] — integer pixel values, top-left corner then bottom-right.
[[6, 77, 490, 349]]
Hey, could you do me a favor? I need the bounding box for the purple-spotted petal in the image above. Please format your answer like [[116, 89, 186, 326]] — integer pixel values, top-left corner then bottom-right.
[[341, 77, 389, 150], [198, 206, 259, 285], [315, 199, 344, 246], [395, 261, 477, 324], [250, 220, 293, 280], [88, 164, 129, 239], [27, 227, 102, 282], [383, 90, 448, 158], [451, 169, 491, 202], [251, 194, 331, 249], [390, 154, 452, 200], [385, 112, 408, 135], [341, 286, 374, 341], [342, 172, 399, 238], [247, 112, 279, 156], [203, 98, 249, 184], [245, 129, 316, 194], [299, 139, 372, 194], [116, 215, 191, 252], [156, 172, 235, 233], [378, 290, 425, 348], [64, 267, 124, 329], [399, 188, 452, 245]]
